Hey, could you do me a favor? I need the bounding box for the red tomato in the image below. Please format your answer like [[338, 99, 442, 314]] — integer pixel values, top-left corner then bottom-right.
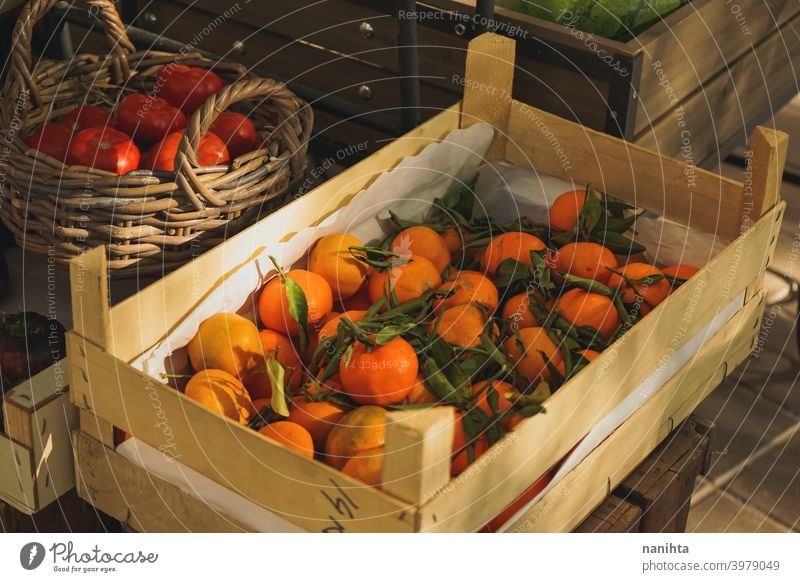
[[67, 127, 140, 174], [142, 130, 230, 172], [115, 93, 187, 144], [58, 105, 113, 132], [156, 64, 223, 114], [23, 124, 72, 162], [208, 111, 257, 158]]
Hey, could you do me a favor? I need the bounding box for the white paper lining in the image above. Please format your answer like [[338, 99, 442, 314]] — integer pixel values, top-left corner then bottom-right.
[[120, 125, 736, 532]]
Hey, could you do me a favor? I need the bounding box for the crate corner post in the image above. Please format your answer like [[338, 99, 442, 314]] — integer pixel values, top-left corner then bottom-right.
[[461, 32, 516, 159], [69, 245, 111, 348], [381, 407, 454, 510], [747, 125, 790, 219]]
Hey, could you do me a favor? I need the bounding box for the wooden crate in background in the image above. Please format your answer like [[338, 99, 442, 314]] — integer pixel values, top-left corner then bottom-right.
[[117, 0, 800, 167]]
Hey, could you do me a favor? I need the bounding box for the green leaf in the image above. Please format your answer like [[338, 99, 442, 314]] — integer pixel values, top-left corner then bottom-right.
[[461, 407, 490, 444], [375, 323, 415, 345], [266, 356, 289, 417], [527, 381, 552, 404], [439, 174, 477, 219], [579, 185, 603, 235], [588, 231, 647, 254], [562, 273, 614, 297], [602, 212, 640, 233], [424, 358, 461, 403], [494, 258, 532, 288], [284, 276, 309, 354]]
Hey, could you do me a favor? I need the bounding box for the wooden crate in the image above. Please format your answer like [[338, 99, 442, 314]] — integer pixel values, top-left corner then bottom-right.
[[68, 33, 788, 533], [1, 361, 77, 514]]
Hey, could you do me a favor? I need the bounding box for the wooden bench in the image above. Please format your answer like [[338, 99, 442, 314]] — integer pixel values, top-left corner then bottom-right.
[[577, 415, 713, 533]]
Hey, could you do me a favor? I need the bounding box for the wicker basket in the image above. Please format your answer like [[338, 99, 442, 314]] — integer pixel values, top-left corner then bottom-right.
[[0, 0, 312, 276]]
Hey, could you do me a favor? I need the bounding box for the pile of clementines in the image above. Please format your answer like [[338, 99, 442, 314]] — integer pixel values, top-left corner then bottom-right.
[[180, 185, 700, 487]]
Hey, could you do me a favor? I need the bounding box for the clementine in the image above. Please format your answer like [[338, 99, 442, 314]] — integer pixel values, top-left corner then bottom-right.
[[339, 336, 419, 405], [481, 232, 545, 275], [187, 312, 261, 381], [556, 288, 621, 341], [503, 327, 564, 383], [501, 292, 540, 330], [550, 242, 617, 284], [244, 329, 304, 400], [308, 233, 370, 300], [367, 255, 441, 305], [607, 262, 670, 315], [258, 269, 334, 336], [185, 369, 253, 425], [259, 421, 314, 459], [391, 226, 451, 272], [549, 189, 586, 232], [341, 448, 384, 487], [435, 270, 499, 311], [287, 396, 349, 451], [434, 303, 490, 348], [325, 405, 387, 469]]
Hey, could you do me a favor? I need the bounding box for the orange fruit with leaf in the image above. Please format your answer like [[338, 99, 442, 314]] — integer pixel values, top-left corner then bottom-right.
[[367, 255, 441, 305], [244, 329, 303, 400], [451, 411, 490, 476], [258, 268, 333, 337], [391, 226, 451, 272], [556, 289, 621, 341], [503, 326, 564, 383], [481, 232, 545, 275], [549, 189, 586, 232], [501, 292, 541, 330], [607, 263, 670, 315], [472, 380, 518, 430], [549, 241, 617, 284], [434, 303, 491, 348], [339, 336, 419, 405], [435, 270, 499, 312], [309, 233, 370, 300]]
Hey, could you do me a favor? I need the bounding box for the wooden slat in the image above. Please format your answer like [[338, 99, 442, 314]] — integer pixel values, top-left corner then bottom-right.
[[502, 291, 763, 533], [415, 204, 778, 532], [460, 33, 515, 159], [504, 99, 746, 239], [67, 334, 416, 532], [636, 15, 800, 169], [74, 432, 247, 532], [79, 409, 115, 449], [634, 0, 800, 135], [106, 105, 461, 363]]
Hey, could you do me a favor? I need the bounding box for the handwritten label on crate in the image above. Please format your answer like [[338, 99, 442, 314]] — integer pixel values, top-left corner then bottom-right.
[[320, 478, 360, 533]]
